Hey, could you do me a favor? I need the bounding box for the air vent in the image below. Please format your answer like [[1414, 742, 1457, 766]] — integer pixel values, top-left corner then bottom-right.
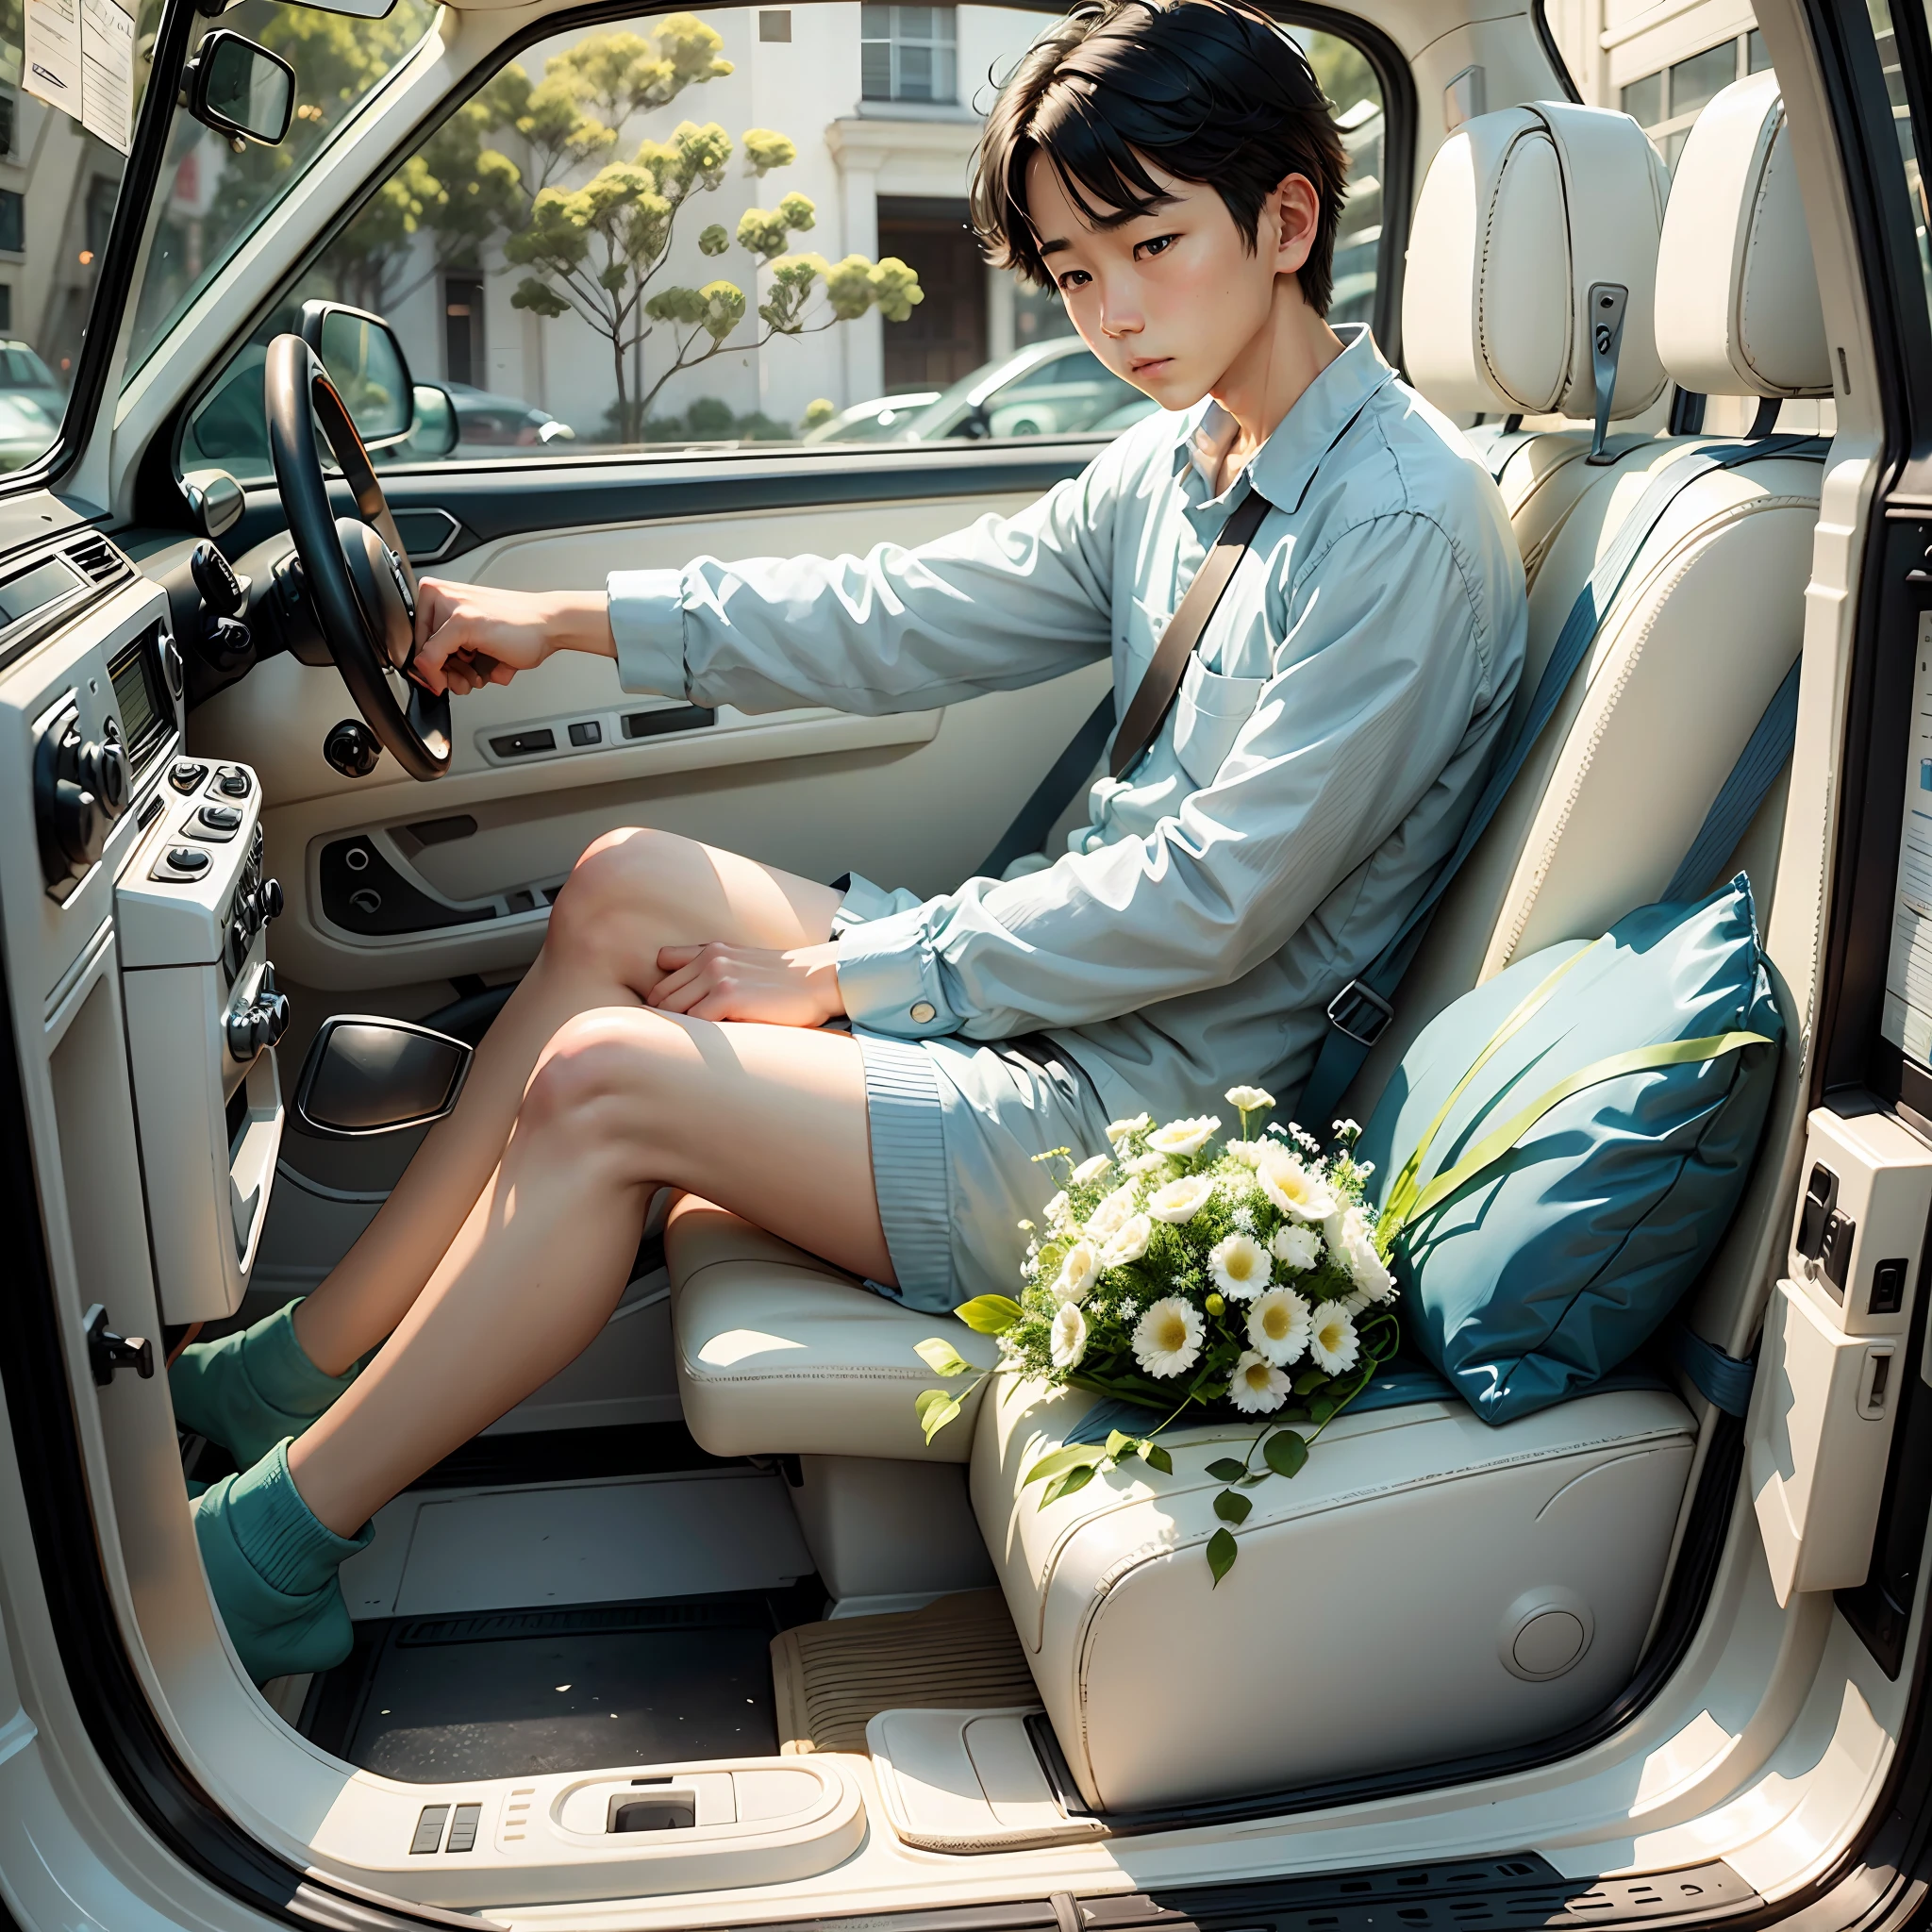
[[64, 533, 128, 585]]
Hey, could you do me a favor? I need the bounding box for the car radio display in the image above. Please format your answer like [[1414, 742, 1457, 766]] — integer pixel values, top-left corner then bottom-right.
[[109, 631, 168, 770]]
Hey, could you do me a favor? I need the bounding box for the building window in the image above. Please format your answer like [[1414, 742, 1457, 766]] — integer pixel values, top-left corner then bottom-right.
[[0, 94, 16, 159], [0, 286, 13, 333], [861, 5, 956, 104], [1621, 30, 1775, 170], [442, 272, 484, 388], [0, 191, 23, 256], [758, 9, 790, 40]]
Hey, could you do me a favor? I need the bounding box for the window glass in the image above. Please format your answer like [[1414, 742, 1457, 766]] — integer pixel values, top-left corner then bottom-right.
[[1617, 32, 1760, 175], [125, 0, 435, 377], [0, 0, 158, 475], [177, 4, 1391, 477], [1867, 0, 1932, 322], [1620, 73, 1663, 125]]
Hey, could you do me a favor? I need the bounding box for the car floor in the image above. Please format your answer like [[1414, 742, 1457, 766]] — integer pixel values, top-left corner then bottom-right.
[[289, 1420, 833, 1783]]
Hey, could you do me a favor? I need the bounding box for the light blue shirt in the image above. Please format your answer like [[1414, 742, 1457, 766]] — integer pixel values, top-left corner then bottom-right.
[[608, 325, 1527, 1128]]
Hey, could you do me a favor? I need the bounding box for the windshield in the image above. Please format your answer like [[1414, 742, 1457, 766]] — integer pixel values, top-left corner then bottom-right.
[[125, 0, 435, 376], [0, 0, 159, 475]]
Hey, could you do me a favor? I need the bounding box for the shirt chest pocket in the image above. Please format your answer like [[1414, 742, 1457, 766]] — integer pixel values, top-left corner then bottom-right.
[[1171, 653, 1266, 790]]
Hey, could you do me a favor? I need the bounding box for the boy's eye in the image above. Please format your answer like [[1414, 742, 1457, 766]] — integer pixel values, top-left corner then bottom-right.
[[1136, 233, 1179, 259], [1056, 267, 1092, 291]]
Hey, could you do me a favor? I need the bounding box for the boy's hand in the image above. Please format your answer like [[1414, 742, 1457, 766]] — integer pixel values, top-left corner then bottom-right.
[[648, 941, 848, 1028], [410, 580, 615, 696]]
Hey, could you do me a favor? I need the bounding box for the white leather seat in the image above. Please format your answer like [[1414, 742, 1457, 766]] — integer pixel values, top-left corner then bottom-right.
[[667, 1199, 995, 1463], [1403, 100, 1674, 591]]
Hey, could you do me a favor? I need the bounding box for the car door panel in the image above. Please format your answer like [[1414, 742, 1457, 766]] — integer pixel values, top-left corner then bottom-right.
[[192, 477, 1114, 993]]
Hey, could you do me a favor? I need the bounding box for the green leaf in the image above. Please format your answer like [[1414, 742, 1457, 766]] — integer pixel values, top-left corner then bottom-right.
[[1142, 1442, 1174, 1474], [914, 1338, 972, 1377], [1207, 1526, 1239, 1585], [1262, 1429, 1308, 1477], [914, 1389, 961, 1443], [1205, 1457, 1248, 1483], [954, 1294, 1024, 1334], [1105, 1429, 1138, 1460], [1213, 1489, 1253, 1524], [1309, 1392, 1340, 1424], [1293, 1367, 1329, 1395], [1041, 1462, 1098, 1507], [1023, 1442, 1108, 1487]]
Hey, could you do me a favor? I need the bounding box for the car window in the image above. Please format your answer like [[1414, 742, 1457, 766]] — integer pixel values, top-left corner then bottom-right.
[[0, 0, 161, 476], [176, 5, 1391, 478], [125, 0, 436, 378]]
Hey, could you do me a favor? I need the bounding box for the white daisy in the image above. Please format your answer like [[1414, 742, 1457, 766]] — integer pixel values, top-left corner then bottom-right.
[[1209, 1232, 1273, 1299], [1337, 1288, 1373, 1317], [1338, 1211, 1397, 1302], [1043, 1191, 1074, 1231], [1307, 1302, 1360, 1375], [1126, 1150, 1175, 1177], [1085, 1180, 1141, 1239], [1071, 1152, 1113, 1185], [1254, 1148, 1340, 1224], [1147, 1115, 1222, 1158], [1105, 1112, 1152, 1145], [1100, 1211, 1153, 1267], [1133, 1297, 1205, 1378], [1146, 1174, 1218, 1224], [1223, 1138, 1266, 1166], [1224, 1085, 1275, 1114], [1050, 1241, 1100, 1306], [1247, 1286, 1310, 1365], [1271, 1223, 1323, 1273], [1050, 1300, 1089, 1370], [1229, 1350, 1291, 1414]]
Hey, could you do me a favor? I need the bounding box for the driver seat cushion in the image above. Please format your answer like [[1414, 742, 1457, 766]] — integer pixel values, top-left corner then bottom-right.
[[666, 1198, 996, 1463]]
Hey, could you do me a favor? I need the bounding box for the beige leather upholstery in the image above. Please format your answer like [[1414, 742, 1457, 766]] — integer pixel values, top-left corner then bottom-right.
[[667, 1200, 996, 1464], [1655, 72, 1832, 400], [1404, 103, 1670, 421], [972, 1375, 1694, 1810]]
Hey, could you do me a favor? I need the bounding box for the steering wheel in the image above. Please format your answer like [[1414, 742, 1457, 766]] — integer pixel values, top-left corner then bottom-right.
[[264, 332, 451, 781]]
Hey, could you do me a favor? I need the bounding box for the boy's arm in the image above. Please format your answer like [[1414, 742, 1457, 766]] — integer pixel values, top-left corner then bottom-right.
[[831, 513, 1517, 1040]]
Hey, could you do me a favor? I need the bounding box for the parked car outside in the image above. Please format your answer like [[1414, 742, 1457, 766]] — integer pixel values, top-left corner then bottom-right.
[[802, 391, 940, 442], [0, 391, 58, 470], [897, 337, 1160, 441], [0, 341, 66, 425], [442, 381, 577, 450]]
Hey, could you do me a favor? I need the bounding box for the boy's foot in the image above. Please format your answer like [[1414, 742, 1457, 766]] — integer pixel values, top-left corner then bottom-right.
[[192, 1440, 373, 1684], [170, 1299, 359, 1469]]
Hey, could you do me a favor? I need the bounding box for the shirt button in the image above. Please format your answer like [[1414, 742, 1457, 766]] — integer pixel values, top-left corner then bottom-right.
[[909, 1001, 936, 1024]]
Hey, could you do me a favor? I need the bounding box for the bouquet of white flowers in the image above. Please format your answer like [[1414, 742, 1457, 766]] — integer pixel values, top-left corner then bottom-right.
[[914, 1088, 1399, 1581]]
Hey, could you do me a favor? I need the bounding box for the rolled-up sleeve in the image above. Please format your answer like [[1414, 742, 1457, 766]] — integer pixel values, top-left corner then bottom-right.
[[606, 434, 1148, 710], [834, 514, 1493, 1040]]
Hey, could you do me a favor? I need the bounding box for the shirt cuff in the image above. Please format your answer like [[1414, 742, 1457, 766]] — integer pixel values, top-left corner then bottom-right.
[[607, 569, 690, 696], [834, 906, 957, 1036]]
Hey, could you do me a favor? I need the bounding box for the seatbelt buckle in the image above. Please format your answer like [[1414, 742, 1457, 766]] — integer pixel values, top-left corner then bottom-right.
[[1326, 979, 1394, 1047]]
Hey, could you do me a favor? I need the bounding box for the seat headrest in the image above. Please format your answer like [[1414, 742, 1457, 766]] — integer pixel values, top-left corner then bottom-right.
[[1404, 103, 1670, 421], [1655, 74, 1831, 398]]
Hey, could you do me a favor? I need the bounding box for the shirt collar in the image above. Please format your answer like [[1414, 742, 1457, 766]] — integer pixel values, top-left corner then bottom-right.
[[1174, 324, 1397, 513]]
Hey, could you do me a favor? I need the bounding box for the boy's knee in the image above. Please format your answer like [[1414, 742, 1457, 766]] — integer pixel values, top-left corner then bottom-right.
[[521, 1008, 674, 1157], [547, 826, 689, 968]]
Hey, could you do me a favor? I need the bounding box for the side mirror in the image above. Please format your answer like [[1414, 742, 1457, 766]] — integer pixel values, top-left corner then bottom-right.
[[405, 383, 459, 458], [299, 300, 414, 448], [184, 31, 294, 145]]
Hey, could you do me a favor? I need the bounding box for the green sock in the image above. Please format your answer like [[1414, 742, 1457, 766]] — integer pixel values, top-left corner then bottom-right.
[[171, 1300, 358, 1469]]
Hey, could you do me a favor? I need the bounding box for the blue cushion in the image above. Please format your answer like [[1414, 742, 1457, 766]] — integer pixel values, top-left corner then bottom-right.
[[1356, 876, 1783, 1424]]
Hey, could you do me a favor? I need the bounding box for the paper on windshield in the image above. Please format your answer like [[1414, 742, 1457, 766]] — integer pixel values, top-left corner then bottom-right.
[[23, 0, 132, 152]]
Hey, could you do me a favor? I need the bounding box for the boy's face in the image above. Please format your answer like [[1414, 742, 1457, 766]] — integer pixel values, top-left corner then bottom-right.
[[1024, 152, 1318, 411]]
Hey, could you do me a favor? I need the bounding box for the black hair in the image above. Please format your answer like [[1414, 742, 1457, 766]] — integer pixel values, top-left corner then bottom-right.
[[969, 0, 1350, 315]]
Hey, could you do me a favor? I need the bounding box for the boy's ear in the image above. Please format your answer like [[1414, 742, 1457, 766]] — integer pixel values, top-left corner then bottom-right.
[[1271, 171, 1321, 275]]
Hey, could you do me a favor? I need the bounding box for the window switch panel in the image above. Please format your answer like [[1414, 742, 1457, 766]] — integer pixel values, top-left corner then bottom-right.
[[410, 1805, 449, 1854], [445, 1802, 481, 1853]]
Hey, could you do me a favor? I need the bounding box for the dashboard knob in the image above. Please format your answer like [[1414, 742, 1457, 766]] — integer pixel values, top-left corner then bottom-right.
[[225, 1005, 260, 1060], [34, 701, 109, 885], [324, 719, 382, 779], [259, 877, 284, 921], [259, 991, 291, 1046], [190, 540, 247, 618], [81, 733, 128, 821]]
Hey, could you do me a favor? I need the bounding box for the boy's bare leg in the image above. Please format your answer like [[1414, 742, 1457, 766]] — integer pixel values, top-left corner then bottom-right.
[[288, 1008, 889, 1537], [291, 828, 844, 1376]]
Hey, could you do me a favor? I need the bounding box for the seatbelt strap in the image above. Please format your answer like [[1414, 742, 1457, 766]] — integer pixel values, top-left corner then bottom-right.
[[975, 485, 1274, 878], [1109, 487, 1274, 779], [1295, 432, 1825, 1140], [1662, 654, 1803, 902], [1666, 1323, 1757, 1416], [977, 690, 1116, 879]]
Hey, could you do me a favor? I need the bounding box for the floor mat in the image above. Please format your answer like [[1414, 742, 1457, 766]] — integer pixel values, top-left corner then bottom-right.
[[771, 1589, 1038, 1754], [305, 1587, 823, 1782]]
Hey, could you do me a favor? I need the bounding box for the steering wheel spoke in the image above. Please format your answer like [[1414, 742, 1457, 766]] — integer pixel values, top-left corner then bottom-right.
[[265, 333, 451, 781]]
